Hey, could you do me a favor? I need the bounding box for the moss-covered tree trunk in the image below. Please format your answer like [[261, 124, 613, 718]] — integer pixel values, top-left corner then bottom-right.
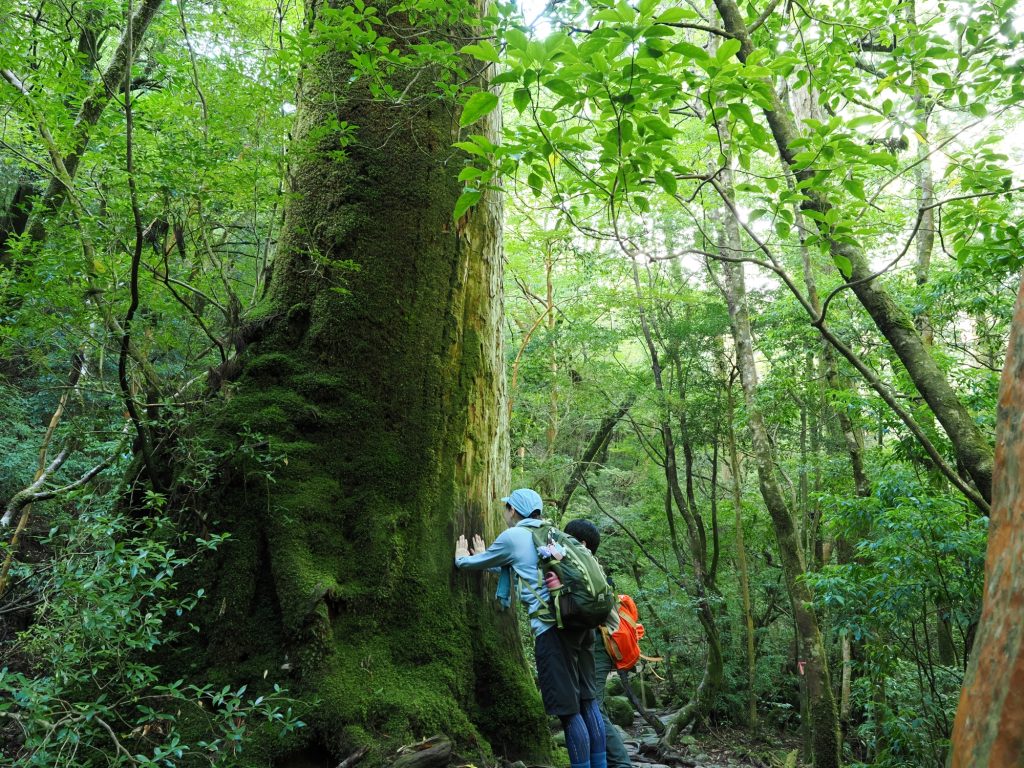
[[949, 276, 1024, 767], [186, 3, 549, 764]]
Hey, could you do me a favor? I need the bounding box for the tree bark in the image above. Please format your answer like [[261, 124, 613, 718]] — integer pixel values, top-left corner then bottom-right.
[[185, 3, 549, 763], [714, 184, 841, 766], [726, 377, 758, 729], [949, 276, 1024, 767]]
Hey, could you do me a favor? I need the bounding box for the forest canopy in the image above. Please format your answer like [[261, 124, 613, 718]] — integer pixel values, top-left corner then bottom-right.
[[0, 0, 1022, 766]]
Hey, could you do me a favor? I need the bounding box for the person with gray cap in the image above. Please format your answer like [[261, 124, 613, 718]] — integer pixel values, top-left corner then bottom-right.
[[455, 489, 608, 768]]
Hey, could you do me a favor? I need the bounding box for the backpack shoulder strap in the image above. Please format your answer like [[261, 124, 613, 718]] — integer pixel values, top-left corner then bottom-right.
[[600, 625, 624, 661]]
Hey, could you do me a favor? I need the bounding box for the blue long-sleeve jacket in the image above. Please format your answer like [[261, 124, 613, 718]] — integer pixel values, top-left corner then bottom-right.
[[455, 518, 553, 637]]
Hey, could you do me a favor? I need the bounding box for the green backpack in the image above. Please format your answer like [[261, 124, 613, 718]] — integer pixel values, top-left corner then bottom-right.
[[525, 521, 616, 630]]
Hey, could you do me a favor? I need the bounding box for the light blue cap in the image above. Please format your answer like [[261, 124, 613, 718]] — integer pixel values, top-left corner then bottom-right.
[[502, 488, 543, 517]]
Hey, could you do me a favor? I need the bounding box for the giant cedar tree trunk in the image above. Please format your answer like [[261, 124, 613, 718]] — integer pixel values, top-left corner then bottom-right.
[[949, 277, 1024, 767], [186, 3, 549, 764]]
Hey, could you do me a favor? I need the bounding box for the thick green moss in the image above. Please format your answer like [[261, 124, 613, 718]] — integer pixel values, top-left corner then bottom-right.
[[183, 340, 550, 765], [606, 696, 634, 729]]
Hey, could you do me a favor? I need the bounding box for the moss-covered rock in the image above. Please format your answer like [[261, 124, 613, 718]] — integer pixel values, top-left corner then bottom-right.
[[606, 696, 635, 729], [605, 673, 661, 708]]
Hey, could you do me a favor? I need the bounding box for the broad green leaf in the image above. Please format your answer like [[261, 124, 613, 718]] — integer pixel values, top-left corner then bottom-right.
[[459, 91, 499, 127], [543, 78, 579, 100], [846, 115, 883, 129], [655, 170, 678, 196], [453, 140, 486, 157], [453, 190, 481, 220], [842, 178, 866, 200], [458, 166, 485, 182], [834, 253, 853, 278], [460, 41, 500, 63], [671, 41, 710, 61], [728, 102, 755, 129], [506, 28, 529, 51], [513, 87, 531, 114], [717, 38, 742, 62], [656, 7, 699, 23]]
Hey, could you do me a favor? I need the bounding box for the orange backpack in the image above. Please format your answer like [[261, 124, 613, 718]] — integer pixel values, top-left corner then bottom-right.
[[600, 594, 645, 670]]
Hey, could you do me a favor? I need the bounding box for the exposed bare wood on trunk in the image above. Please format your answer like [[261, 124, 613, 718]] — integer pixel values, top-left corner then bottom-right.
[[949, 276, 1024, 767]]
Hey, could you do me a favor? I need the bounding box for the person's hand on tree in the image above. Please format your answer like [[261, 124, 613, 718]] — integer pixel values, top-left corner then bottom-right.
[[455, 534, 488, 561]]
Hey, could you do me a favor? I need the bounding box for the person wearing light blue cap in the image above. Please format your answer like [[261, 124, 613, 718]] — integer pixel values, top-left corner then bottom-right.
[[455, 489, 607, 768]]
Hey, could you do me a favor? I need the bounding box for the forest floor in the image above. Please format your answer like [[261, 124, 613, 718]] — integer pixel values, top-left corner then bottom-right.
[[619, 711, 802, 768]]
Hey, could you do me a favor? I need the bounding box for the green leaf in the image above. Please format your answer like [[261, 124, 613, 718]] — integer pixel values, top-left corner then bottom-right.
[[458, 166, 485, 182], [671, 41, 710, 61], [834, 253, 853, 278], [506, 28, 529, 51], [654, 170, 678, 196], [453, 140, 486, 157], [453, 190, 481, 220], [969, 102, 987, 118], [490, 71, 522, 85], [728, 102, 756, 129], [656, 7, 699, 23], [716, 39, 742, 62], [846, 114, 883, 130], [543, 78, 579, 100], [460, 91, 499, 127], [460, 41, 500, 63], [842, 178, 866, 200], [513, 87, 531, 114], [641, 116, 675, 139]]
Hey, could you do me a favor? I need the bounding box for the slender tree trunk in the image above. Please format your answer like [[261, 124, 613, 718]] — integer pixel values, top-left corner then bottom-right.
[[793, 192, 872, 725], [545, 247, 559, 460], [712, 0, 993, 504], [186, 4, 549, 763], [727, 377, 758, 728], [949, 276, 1024, 767], [557, 395, 635, 514], [20, 0, 166, 243], [714, 180, 841, 766], [624, 253, 723, 738]]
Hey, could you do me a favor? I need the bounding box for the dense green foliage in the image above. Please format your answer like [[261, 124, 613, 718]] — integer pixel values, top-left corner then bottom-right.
[[1, 0, 1022, 764]]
